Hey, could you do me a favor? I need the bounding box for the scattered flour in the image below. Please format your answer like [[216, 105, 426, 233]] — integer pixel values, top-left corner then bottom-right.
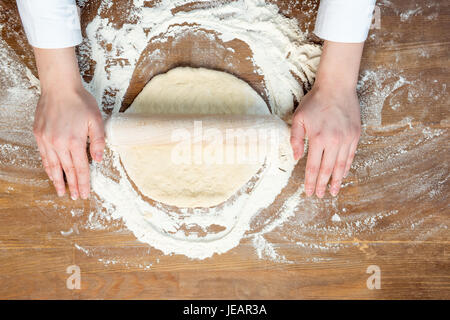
[[83, 0, 322, 119], [85, 0, 321, 260], [331, 213, 341, 222], [0, 0, 447, 266], [400, 7, 423, 22]]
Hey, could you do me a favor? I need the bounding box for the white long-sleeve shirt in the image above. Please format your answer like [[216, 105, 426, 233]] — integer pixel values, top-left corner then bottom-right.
[[314, 0, 377, 42], [17, 0, 376, 49], [17, 0, 82, 48]]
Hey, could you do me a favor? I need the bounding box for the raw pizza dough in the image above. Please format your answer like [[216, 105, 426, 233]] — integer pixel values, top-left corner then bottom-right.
[[117, 67, 270, 207]]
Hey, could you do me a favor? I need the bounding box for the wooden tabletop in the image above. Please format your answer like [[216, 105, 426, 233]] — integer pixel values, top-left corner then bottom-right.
[[0, 0, 448, 299]]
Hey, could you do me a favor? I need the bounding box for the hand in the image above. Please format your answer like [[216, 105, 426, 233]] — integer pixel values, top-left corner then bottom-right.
[[33, 85, 105, 199], [290, 86, 361, 198], [32, 47, 105, 200], [290, 40, 364, 198]]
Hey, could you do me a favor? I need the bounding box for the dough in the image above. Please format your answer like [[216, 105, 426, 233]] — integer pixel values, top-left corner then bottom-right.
[[117, 67, 269, 207]]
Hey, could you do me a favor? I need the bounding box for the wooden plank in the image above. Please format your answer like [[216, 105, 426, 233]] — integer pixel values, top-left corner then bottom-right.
[[0, 0, 448, 299]]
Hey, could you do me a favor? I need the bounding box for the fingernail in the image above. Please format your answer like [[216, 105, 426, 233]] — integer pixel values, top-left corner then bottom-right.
[[317, 190, 325, 198], [80, 191, 89, 200], [95, 152, 103, 162], [305, 189, 313, 197], [71, 192, 78, 200], [57, 189, 64, 197], [330, 189, 338, 197]]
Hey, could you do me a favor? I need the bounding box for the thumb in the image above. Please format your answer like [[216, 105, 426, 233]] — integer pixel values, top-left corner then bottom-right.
[[290, 114, 305, 160], [88, 114, 105, 163]]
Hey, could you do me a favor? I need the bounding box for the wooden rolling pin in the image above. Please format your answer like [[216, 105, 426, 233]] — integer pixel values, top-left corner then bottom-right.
[[105, 113, 291, 147]]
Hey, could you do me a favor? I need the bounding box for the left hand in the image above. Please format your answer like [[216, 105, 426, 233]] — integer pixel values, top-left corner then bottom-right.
[[290, 85, 361, 198]]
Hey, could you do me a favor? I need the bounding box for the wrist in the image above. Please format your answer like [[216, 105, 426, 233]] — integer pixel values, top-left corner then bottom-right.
[[313, 74, 357, 94], [40, 75, 83, 96], [312, 75, 357, 97], [34, 47, 82, 94], [313, 40, 363, 93]]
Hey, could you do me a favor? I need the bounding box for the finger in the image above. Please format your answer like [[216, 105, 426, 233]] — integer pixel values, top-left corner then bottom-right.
[[329, 144, 351, 196], [70, 141, 91, 200], [304, 139, 324, 197], [344, 138, 359, 178], [88, 115, 105, 163], [56, 147, 79, 200], [35, 138, 52, 181], [45, 146, 65, 197], [315, 144, 339, 198], [290, 116, 305, 160]]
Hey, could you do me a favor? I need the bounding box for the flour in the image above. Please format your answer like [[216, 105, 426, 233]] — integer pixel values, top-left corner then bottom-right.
[[91, 134, 296, 259], [331, 213, 341, 222], [0, 0, 447, 266], [85, 0, 320, 260], [399, 7, 422, 22], [83, 0, 322, 119]]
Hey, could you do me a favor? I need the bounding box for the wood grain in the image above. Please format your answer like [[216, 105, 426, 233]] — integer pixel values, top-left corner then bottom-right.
[[0, 0, 448, 299]]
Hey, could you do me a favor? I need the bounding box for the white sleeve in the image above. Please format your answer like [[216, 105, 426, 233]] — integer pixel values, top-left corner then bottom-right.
[[314, 0, 377, 43], [16, 0, 82, 49]]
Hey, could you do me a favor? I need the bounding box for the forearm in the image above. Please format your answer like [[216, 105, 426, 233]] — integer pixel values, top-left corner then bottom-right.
[[314, 41, 364, 92], [33, 47, 82, 94], [32, 49, 104, 200], [291, 0, 374, 197], [291, 40, 364, 197]]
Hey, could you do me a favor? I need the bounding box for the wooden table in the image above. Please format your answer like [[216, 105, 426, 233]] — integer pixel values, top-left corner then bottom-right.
[[0, 0, 448, 299]]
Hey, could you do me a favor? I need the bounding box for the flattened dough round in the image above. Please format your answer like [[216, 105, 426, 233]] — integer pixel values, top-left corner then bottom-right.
[[118, 67, 269, 208]]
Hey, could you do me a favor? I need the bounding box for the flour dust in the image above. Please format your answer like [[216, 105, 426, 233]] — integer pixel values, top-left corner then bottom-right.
[[0, 0, 447, 268]]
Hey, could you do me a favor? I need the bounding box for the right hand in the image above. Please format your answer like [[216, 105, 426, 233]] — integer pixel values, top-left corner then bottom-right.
[[33, 84, 105, 200]]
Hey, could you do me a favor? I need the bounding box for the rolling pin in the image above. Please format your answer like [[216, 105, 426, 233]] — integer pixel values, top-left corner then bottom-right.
[[105, 113, 291, 147]]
